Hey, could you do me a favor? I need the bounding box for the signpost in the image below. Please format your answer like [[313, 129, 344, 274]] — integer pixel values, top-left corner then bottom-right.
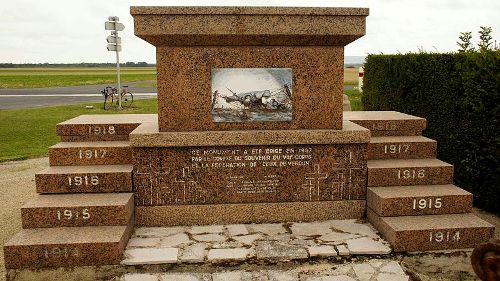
[[105, 16, 124, 109]]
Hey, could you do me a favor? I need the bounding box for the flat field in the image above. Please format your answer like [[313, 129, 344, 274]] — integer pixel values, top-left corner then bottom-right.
[[0, 99, 158, 162], [0, 67, 156, 88], [344, 67, 359, 85]]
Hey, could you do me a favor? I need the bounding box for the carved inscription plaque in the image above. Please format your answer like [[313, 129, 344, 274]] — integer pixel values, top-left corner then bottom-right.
[[133, 144, 367, 206]]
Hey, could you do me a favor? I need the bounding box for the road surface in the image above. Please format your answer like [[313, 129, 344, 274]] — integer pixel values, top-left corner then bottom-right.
[[0, 81, 157, 110]]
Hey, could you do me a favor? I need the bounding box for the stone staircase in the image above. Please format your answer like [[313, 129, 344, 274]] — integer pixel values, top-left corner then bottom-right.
[[3, 114, 154, 269], [345, 111, 495, 252]]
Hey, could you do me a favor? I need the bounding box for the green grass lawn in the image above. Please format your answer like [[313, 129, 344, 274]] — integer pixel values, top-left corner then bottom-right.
[[0, 99, 157, 162], [344, 89, 363, 111], [0, 67, 156, 88]]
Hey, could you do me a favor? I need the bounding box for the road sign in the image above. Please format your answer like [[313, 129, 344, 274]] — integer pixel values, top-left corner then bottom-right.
[[106, 36, 121, 44], [105, 22, 124, 31], [107, 44, 122, 52]]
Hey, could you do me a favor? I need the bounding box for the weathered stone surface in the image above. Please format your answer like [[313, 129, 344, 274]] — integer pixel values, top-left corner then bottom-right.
[[180, 243, 207, 263], [127, 237, 160, 248], [308, 245, 338, 257], [189, 225, 225, 234], [290, 221, 332, 236], [122, 248, 178, 265], [35, 164, 133, 193], [159, 233, 191, 247], [134, 226, 185, 237], [255, 240, 308, 260], [56, 114, 156, 140], [367, 185, 473, 216], [193, 233, 226, 243], [353, 263, 375, 280], [367, 159, 454, 187], [375, 273, 409, 281], [131, 6, 368, 132], [343, 111, 426, 133], [159, 273, 212, 281], [123, 273, 159, 281], [330, 220, 379, 238], [304, 276, 356, 281], [319, 232, 360, 243], [135, 201, 366, 226], [21, 193, 134, 228], [207, 248, 253, 262], [346, 237, 391, 255], [368, 136, 437, 160], [226, 224, 249, 236], [3, 224, 132, 269], [249, 223, 287, 236], [233, 234, 261, 245], [367, 210, 495, 252], [337, 244, 350, 256], [49, 141, 132, 166]]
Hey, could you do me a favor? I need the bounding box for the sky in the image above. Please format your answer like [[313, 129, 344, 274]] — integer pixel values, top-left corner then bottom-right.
[[0, 0, 499, 64]]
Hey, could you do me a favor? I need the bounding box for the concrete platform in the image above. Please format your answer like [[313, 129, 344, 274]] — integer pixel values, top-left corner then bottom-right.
[[343, 111, 426, 133]]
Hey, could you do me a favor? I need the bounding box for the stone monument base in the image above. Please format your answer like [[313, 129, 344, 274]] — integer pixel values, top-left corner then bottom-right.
[[129, 121, 370, 226]]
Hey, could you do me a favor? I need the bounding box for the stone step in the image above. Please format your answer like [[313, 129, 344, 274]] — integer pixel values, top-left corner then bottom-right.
[[35, 164, 133, 194], [56, 114, 156, 142], [367, 159, 453, 187], [368, 136, 437, 160], [367, 210, 495, 252], [21, 193, 134, 228], [367, 185, 472, 217], [343, 111, 426, 135], [49, 141, 132, 166], [3, 224, 133, 269]]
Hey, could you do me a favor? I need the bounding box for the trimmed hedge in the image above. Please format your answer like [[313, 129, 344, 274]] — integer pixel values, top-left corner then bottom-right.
[[362, 51, 500, 214]]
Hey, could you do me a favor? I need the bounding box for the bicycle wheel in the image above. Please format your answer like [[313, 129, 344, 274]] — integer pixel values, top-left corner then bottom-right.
[[104, 94, 114, 110], [122, 92, 134, 108]]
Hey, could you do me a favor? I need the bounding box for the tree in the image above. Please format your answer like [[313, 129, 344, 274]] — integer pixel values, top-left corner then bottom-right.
[[457, 31, 474, 52], [478, 26, 493, 51]]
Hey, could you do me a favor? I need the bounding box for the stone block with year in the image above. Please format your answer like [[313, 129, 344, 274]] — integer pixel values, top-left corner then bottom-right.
[[21, 193, 134, 228], [367, 159, 453, 187], [35, 164, 133, 193], [48, 141, 132, 166]]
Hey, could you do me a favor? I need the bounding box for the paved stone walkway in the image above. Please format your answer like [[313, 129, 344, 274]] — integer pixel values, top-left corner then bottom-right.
[[123, 220, 391, 266], [122, 259, 409, 280]]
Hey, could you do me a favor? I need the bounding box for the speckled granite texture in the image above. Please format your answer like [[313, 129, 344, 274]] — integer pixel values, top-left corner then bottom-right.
[[367, 185, 472, 217], [21, 193, 134, 228], [129, 120, 370, 147], [130, 7, 368, 132], [135, 201, 365, 226], [35, 164, 133, 193], [48, 141, 132, 166], [130, 6, 368, 46], [367, 210, 494, 252], [344, 111, 426, 133], [132, 143, 367, 206], [367, 159, 454, 187], [156, 46, 344, 131], [368, 136, 437, 160], [3, 221, 134, 269]]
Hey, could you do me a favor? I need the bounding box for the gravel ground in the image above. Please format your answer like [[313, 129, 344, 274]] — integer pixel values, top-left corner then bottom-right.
[[0, 157, 498, 281]]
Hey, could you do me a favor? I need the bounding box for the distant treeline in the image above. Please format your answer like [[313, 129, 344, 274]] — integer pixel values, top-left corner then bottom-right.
[[0, 62, 156, 68]]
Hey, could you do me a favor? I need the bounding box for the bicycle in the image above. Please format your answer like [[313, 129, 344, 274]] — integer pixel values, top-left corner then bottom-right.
[[101, 85, 134, 110]]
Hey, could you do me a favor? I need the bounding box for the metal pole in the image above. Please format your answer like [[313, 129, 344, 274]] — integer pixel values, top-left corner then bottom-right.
[[116, 29, 122, 110]]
